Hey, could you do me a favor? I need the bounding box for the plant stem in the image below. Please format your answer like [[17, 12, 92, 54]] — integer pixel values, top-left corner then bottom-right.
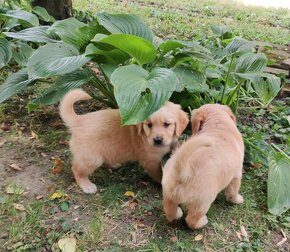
[[148, 50, 163, 71], [220, 55, 234, 104], [271, 143, 290, 161], [88, 68, 118, 108], [234, 80, 245, 114], [244, 138, 267, 157]]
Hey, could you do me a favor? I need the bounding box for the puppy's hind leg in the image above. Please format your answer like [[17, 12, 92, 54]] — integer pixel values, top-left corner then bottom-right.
[[225, 175, 243, 204], [185, 202, 210, 229], [72, 158, 102, 194], [163, 197, 183, 222]]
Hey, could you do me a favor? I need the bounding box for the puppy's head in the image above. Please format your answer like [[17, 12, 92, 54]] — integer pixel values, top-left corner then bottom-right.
[[191, 104, 236, 135], [137, 102, 189, 147]]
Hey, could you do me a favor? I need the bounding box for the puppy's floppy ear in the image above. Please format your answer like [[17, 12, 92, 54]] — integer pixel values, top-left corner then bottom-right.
[[174, 107, 189, 137], [136, 123, 143, 136], [191, 109, 205, 135], [222, 105, 237, 124]]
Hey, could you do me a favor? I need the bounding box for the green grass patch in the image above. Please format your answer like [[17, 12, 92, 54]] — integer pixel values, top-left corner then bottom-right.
[[73, 0, 290, 44]]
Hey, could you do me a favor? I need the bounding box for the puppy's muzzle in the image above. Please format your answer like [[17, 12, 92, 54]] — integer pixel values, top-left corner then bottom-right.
[[153, 136, 163, 146]]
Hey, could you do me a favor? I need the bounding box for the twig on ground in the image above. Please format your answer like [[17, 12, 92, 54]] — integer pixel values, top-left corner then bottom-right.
[[277, 229, 287, 246], [107, 220, 125, 236], [215, 241, 242, 252]]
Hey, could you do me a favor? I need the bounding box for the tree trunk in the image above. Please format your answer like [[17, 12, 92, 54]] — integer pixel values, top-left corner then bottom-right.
[[32, 0, 72, 20]]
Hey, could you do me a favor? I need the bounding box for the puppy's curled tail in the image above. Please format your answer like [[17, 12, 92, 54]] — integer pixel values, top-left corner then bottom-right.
[[59, 89, 91, 127]]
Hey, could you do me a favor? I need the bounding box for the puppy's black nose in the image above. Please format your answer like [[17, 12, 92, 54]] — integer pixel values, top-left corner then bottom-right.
[[153, 136, 163, 145]]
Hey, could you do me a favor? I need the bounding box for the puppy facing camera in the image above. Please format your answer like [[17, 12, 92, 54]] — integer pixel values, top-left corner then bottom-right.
[[162, 104, 244, 229], [59, 89, 189, 194]]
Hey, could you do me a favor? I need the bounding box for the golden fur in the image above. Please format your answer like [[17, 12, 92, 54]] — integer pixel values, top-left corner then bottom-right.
[[162, 104, 244, 229], [59, 89, 189, 194]]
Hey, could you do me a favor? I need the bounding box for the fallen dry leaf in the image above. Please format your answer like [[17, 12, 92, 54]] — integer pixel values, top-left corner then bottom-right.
[[29, 131, 38, 140], [50, 191, 67, 200], [52, 159, 64, 175], [0, 140, 7, 147], [39, 178, 46, 183], [236, 231, 242, 240], [240, 225, 248, 239], [118, 240, 125, 246], [6, 183, 24, 195], [170, 236, 178, 243], [58, 237, 76, 252], [131, 231, 137, 244], [74, 205, 80, 210], [13, 203, 26, 212], [194, 234, 203, 241], [36, 195, 43, 200], [140, 181, 148, 187], [10, 163, 22, 171], [251, 163, 262, 169], [59, 140, 68, 145], [129, 201, 138, 210], [40, 153, 47, 158], [1, 122, 11, 131], [136, 222, 146, 228], [124, 191, 135, 197]]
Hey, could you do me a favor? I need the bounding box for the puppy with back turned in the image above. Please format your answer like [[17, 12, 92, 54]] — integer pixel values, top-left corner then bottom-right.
[[162, 104, 244, 229], [60, 89, 189, 194]]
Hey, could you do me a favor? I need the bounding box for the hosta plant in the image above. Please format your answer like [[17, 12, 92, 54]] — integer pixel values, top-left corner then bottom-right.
[[0, 5, 289, 215]]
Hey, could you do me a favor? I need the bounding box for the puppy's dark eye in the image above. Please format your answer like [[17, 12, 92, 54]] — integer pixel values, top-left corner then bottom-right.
[[163, 122, 170, 128], [147, 123, 153, 129]]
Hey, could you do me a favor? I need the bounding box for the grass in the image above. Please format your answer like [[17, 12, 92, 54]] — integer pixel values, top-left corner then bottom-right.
[[0, 123, 289, 250], [73, 0, 290, 45], [0, 0, 290, 251]]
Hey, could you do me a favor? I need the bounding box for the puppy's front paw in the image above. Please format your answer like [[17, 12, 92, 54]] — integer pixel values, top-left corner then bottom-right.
[[227, 194, 244, 204], [176, 207, 183, 220], [80, 182, 97, 194]]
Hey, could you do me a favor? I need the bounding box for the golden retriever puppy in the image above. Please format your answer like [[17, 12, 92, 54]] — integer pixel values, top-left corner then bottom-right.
[[59, 89, 189, 194], [162, 104, 244, 229]]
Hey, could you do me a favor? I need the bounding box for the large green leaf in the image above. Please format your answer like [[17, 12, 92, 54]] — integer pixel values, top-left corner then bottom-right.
[[48, 18, 88, 49], [32, 6, 55, 22], [225, 37, 254, 56], [171, 67, 207, 93], [2, 18, 20, 32], [111, 65, 178, 125], [29, 68, 94, 108], [27, 43, 90, 78], [0, 69, 37, 103], [1, 10, 39, 26], [76, 25, 104, 50], [235, 72, 281, 105], [4, 26, 59, 43], [252, 73, 281, 105], [85, 43, 129, 64], [210, 24, 232, 38], [97, 12, 153, 42], [0, 38, 12, 69], [159, 40, 211, 55], [234, 53, 267, 73], [12, 41, 34, 67], [98, 34, 156, 66], [268, 152, 290, 215], [99, 64, 118, 79]]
